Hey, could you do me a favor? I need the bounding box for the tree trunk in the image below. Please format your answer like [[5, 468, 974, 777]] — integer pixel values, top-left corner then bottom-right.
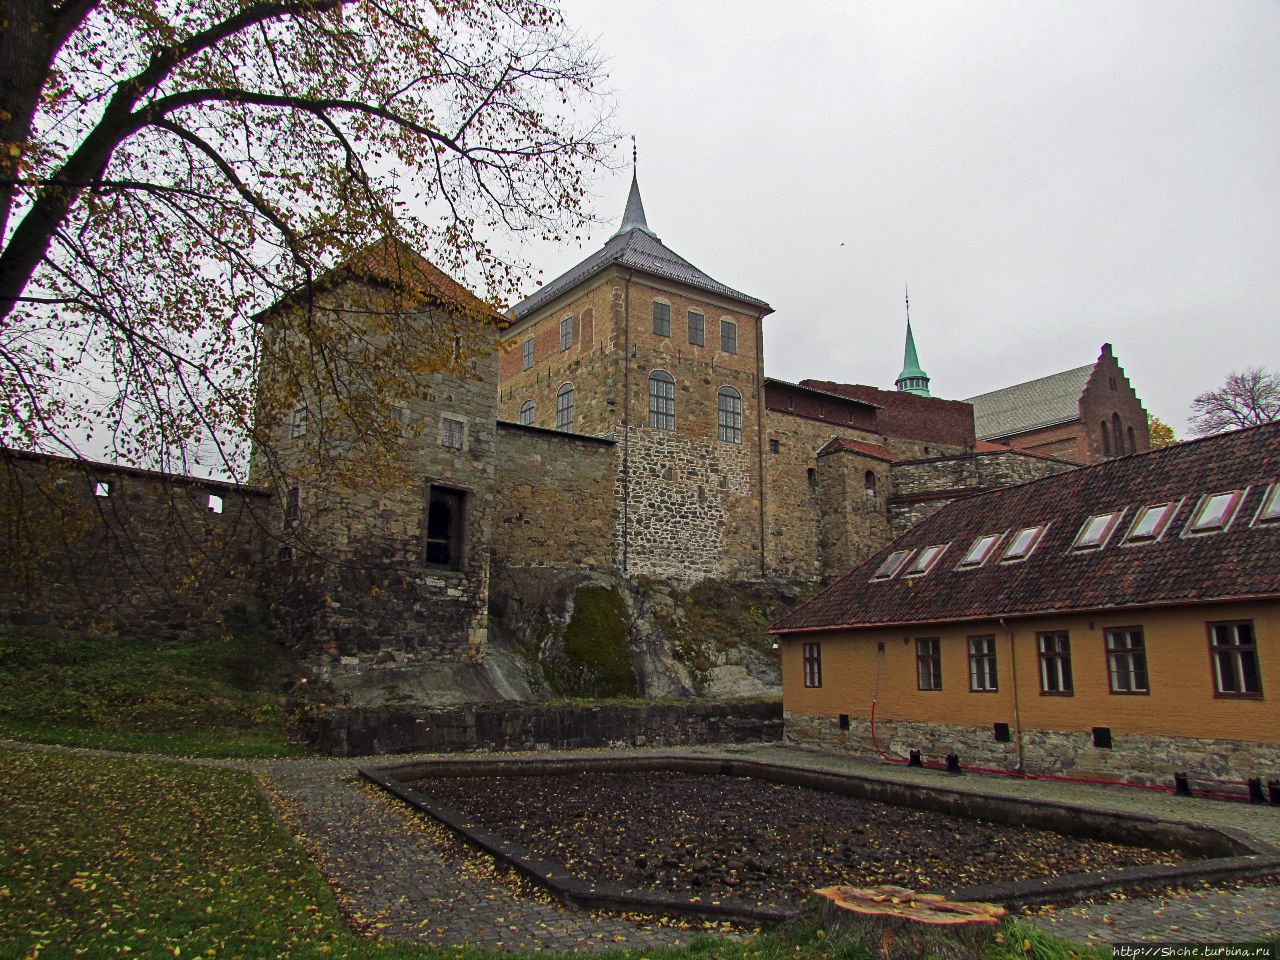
[[814, 885, 1005, 960]]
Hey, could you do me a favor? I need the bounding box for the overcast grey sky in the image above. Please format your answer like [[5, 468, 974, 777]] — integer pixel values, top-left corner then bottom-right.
[[513, 0, 1280, 435]]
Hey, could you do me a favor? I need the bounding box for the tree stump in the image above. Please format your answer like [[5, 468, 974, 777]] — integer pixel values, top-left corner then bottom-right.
[[814, 885, 1006, 960]]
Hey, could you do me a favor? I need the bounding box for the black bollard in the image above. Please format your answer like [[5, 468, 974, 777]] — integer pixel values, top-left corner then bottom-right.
[[908, 750, 923, 768], [945, 753, 962, 774], [1248, 778, 1265, 804], [1174, 772, 1192, 797]]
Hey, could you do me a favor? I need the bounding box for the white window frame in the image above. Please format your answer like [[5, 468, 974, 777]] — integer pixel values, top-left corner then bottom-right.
[[968, 636, 998, 692], [956, 533, 1003, 569], [1123, 499, 1182, 545], [1252, 483, 1280, 526], [1000, 524, 1048, 563], [1183, 489, 1246, 537], [1071, 509, 1126, 551], [871, 549, 914, 581], [904, 543, 949, 578]]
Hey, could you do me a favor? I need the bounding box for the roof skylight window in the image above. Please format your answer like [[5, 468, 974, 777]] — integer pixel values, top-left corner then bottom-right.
[[1185, 490, 1245, 535], [904, 543, 949, 578], [1072, 510, 1124, 551], [1000, 525, 1047, 563], [871, 549, 914, 581], [1124, 501, 1179, 545], [957, 533, 1002, 569], [1255, 484, 1280, 525]]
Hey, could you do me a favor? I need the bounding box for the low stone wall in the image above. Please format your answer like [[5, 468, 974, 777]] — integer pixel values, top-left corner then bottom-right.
[[309, 698, 783, 756], [784, 711, 1280, 787]]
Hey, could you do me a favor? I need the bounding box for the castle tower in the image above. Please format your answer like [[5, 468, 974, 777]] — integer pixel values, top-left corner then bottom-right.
[[496, 173, 774, 581], [895, 308, 932, 397]]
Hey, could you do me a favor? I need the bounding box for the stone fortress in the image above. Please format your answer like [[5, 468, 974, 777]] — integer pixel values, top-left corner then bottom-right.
[[0, 176, 1150, 706]]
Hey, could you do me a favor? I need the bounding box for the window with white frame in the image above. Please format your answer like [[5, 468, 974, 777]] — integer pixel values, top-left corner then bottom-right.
[[1209, 621, 1262, 697], [519, 400, 535, 426], [555, 382, 575, 432], [291, 403, 308, 438], [441, 417, 464, 449], [559, 316, 573, 352], [1001, 525, 1047, 562], [968, 636, 997, 691], [1186, 490, 1245, 535], [522, 338, 534, 370], [803, 642, 822, 687], [653, 301, 671, 337], [916, 638, 942, 690], [1105, 627, 1148, 694], [720, 318, 738, 354], [1037, 632, 1073, 694], [648, 371, 675, 430], [1073, 510, 1124, 550], [1125, 501, 1179, 544], [957, 533, 1002, 569], [871, 549, 914, 581], [688, 310, 704, 345], [904, 543, 949, 577], [717, 386, 742, 443], [1256, 483, 1280, 525]]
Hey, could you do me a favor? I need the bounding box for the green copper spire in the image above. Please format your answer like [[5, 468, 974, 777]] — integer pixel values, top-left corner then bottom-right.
[[896, 286, 931, 396]]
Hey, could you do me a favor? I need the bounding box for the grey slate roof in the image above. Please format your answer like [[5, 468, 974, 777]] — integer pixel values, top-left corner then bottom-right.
[[965, 363, 1094, 440], [511, 179, 772, 322]]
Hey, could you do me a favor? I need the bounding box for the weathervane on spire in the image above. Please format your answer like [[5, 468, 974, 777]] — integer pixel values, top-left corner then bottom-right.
[[631, 135, 637, 174], [905, 282, 911, 325]]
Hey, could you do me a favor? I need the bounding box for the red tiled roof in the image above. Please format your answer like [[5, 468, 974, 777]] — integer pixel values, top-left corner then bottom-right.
[[772, 423, 1280, 634], [818, 438, 897, 462]]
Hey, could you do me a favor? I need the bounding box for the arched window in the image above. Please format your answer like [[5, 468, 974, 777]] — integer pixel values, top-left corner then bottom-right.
[[648, 370, 675, 430], [1100, 420, 1111, 456], [555, 382, 575, 432], [717, 386, 743, 443], [519, 400, 535, 426], [865, 470, 878, 501], [1127, 425, 1136, 454], [1112, 413, 1123, 456]]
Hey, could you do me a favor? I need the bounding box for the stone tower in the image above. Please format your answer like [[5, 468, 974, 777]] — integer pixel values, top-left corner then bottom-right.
[[496, 175, 774, 581]]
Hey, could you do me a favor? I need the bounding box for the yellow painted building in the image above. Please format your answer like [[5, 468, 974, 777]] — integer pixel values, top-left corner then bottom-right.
[[773, 423, 1280, 784]]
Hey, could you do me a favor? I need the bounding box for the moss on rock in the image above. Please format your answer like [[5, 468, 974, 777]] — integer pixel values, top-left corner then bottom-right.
[[558, 586, 637, 698]]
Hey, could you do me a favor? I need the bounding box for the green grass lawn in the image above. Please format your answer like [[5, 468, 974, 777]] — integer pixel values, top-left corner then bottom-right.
[[0, 631, 309, 757]]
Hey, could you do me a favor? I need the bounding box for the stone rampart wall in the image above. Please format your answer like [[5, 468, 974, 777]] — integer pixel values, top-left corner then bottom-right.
[[310, 698, 783, 755], [493, 422, 618, 570], [0, 450, 268, 637]]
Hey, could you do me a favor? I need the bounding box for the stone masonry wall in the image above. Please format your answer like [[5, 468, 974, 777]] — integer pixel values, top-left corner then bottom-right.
[[816, 449, 893, 578], [888, 450, 1077, 534], [251, 278, 501, 673], [0, 451, 268, 637], [784, 711, 1280, 786], [493, 422, 618, 571]]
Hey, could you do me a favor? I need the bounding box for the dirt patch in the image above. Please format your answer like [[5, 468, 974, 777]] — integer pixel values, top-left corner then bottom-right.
[[412, 771, 1185, 910]]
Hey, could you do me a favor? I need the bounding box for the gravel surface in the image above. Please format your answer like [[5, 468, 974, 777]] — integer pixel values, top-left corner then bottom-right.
[[415, 770, 1186, 910]]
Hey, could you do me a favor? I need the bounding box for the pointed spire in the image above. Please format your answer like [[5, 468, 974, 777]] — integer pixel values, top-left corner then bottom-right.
[[611, 138, 658, 239], [896, 285, 931, 396]]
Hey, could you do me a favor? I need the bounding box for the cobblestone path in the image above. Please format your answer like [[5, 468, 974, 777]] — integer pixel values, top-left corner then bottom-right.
[[255, 757, 719, 952]]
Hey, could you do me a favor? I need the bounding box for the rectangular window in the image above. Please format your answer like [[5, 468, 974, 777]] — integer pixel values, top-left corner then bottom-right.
[[1073, 510, 1124, 550], [291, 403, 307, 439], [653, 301, 671, 337], [768, 439, 779, 454], [688, 310, 704, 345], [957, 533, 1002, 569], [285, 485, 300, 523], [916, 638, 942, 690], [559, 316, 573, 352], [1125, 501, 1178, 544], [648, 373, 675, 430], [442, 417, 464, 449], [1255, 483, 1280, 525], [1209, 621, 1262, 698], [716, 388, 742, 443], [904, 543, 948, 578], [871, 549, 914, 581], [522, 338, 534, 370], [803, 642, 822, 688], [425, 486, 465, 569], [968, 636, 998, 691], [1186, 490, 1244, 535], [93, 481, 111, 498], [1106, 627, 1149, 694], [1001, 525, 1047, 562], [1037, 632, 1073, 695], [721, 319, 738, 354]]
